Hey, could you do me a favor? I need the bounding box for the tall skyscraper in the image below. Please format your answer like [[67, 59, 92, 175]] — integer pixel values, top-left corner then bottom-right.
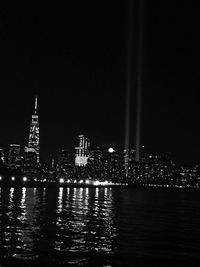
[[25, 96, 40, 163], [8, 144, 21, 169], [75, 135, 90, 166]]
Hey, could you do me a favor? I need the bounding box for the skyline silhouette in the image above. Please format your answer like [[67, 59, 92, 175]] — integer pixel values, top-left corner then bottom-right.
[[1, 1, 200, 164]]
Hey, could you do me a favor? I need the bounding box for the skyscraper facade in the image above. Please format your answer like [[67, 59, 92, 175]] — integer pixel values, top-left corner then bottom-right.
[[75, 135, 90, 166], [25, 96, 40, 163]]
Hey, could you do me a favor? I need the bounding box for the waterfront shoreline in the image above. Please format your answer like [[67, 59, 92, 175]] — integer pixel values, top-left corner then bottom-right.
[[0, 182, 199, 190]]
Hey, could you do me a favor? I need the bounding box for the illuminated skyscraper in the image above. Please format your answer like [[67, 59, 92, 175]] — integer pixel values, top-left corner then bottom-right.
[[75, 135, 90, 166], [25, 96, 40, 163]]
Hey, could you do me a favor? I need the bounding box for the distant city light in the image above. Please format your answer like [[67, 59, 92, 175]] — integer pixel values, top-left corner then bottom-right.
[[108, 147, 115, 153], [93, 181, 101, 186], [59, 178, 64, 183], [93, 180, 114, 186], [1, 98, 199, 190], [23, 177, 28, 182]]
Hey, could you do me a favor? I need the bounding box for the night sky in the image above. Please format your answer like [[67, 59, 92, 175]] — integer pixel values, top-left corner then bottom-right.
[[0, 1, 200, 164]]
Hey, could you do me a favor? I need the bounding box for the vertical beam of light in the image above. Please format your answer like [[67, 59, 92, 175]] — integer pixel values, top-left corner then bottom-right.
[[135, 0, 145, 162], [124, 0, 133, 177], [35, 95, 38, 114]]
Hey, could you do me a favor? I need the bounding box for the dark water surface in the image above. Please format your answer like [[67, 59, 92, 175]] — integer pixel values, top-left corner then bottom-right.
[[0, 187, 200, 266]]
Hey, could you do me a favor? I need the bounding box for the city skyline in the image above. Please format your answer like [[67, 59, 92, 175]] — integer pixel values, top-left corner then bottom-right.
[[0, 92, 199, 166], [1, 2, 200, 265], [1, 1, 200, 164]]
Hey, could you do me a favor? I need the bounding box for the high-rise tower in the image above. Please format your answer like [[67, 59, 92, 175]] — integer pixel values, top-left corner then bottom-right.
[[75, 135, 90, 166], [26, 96, 40, 163]]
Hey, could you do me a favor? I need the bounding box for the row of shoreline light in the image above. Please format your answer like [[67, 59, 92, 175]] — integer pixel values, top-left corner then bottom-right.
[[0, 176, 123, 186], [58, 178, 123, 186], [0, 176, 194, 188], [0, 176, 28, 182]]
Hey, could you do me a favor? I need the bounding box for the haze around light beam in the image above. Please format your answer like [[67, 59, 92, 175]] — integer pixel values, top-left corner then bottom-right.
[[124, 0, 133, 176], [135, 0, 145, 162], [124, 0, 145, 171]]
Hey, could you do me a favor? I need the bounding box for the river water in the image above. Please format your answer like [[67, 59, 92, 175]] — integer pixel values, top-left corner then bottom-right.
[[0, 187, 200, 266]]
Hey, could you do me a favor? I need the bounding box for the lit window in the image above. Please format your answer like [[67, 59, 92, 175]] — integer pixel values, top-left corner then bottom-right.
[[11, 177, 15, 181]]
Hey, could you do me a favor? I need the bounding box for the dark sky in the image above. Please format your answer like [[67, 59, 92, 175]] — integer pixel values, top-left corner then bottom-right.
[[0, 1, 200, 164]]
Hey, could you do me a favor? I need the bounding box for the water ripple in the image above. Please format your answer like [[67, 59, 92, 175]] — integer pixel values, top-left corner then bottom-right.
[[1, 187, 200, 266]]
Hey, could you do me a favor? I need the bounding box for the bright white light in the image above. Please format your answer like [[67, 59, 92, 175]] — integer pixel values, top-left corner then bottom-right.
[[75, 156, 88, 166], [11, 177, 15, 181], [74, 180, 77, 183], [0, 176, 2, 180], [85, 179, 90, 184], [102, 181, 110, 185], [79, 180, 83, 184], [59, 178, 65, 183], [23, 177, 27, 182], [93, 180, 114, 186], [93, 181, 101, 186], [108, 147, 115, 153], [67, 179, 70, 183]]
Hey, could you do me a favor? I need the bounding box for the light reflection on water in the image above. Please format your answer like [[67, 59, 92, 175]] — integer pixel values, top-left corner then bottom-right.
[[54, 187, 116, 255], [1, 187, 200, 266], [0, 187, 116, 265]]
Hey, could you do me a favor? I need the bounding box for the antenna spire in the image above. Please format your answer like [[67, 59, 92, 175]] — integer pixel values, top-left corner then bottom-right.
[[34, 95, 38, 114]]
